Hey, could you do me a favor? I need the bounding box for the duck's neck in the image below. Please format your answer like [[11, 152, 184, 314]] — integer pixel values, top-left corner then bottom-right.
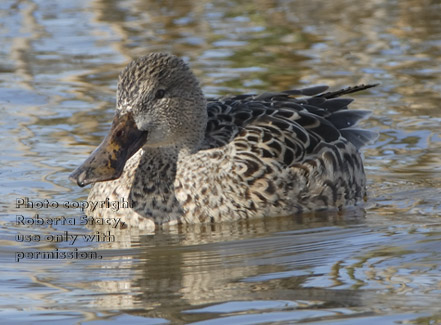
[[177, 124, 206, 157], [176, 99, 208, 156]]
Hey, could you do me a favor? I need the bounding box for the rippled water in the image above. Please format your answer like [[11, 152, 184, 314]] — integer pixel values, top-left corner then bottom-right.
[[1, 0, 440, 323]]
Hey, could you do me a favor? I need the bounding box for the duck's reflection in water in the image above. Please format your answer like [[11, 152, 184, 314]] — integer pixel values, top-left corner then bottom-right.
[[83, 209, 368, 321]]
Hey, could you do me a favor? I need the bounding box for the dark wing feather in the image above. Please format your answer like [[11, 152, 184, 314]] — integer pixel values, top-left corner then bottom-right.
[[317, 83, 378, 99], [203, 84, 377, 159]]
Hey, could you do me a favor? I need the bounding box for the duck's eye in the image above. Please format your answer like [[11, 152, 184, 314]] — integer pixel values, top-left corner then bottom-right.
[[155, 89, 165, 99], [115, 129, 124, 137]]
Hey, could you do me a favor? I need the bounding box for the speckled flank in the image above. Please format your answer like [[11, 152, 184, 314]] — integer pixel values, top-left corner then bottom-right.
[[79, 52, 377, 230]]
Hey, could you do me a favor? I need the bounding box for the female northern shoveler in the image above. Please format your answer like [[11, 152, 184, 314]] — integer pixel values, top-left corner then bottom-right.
[[70, 52, 377, 230]]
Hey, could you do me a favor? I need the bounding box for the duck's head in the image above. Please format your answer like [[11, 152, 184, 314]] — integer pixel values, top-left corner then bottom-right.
[[69, 53, 207, 187]]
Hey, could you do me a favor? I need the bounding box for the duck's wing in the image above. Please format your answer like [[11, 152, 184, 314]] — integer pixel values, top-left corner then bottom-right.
[[203, 84, 378, 165]]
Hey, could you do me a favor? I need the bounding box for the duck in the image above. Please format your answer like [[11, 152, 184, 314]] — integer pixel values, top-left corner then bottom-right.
[[70, 52, 377, 230]]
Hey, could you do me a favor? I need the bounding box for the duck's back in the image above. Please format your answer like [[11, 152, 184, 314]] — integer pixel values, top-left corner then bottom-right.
[[175, 84, 377, 222], [204, 84, 377, 152]]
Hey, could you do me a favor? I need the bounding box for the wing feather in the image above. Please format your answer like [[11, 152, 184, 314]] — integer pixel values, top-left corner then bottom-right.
[[203, 84, 377, 161]]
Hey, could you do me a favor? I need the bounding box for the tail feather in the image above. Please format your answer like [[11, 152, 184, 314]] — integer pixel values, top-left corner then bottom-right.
[[327, 110, 372, 129], [340, 128, 378, 149]]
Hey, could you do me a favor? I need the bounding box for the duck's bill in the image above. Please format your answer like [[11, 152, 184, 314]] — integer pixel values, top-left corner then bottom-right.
[[69, 112, 148, 187]]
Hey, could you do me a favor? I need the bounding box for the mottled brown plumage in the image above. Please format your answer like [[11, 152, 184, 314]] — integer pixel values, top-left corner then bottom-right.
[[70, 53, 377, 231]]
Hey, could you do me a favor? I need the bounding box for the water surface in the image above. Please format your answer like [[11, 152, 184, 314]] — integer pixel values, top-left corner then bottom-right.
[[1, 0, 440, 323]]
